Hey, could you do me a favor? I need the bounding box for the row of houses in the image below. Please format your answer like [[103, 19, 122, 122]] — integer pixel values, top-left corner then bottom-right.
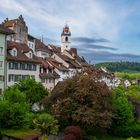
[[0, 15, 89, 93], [1, 15, 130, 94]]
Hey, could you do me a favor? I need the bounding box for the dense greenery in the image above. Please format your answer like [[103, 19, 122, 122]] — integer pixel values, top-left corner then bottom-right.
[[95, 62, 140, 72], [110, 86, 140, 137], [15, 77, 48, 107], [0, 78, 49, 130], [0, 87, 33, 129]]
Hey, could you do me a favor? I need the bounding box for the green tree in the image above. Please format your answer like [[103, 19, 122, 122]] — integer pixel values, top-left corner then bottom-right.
[[15, 77, 48, 106], [111, 87, 135, 136], [0, 87, 33, 129]]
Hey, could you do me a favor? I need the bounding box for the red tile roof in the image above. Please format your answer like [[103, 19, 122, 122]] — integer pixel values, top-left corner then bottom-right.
[[47, 58, 69, 71], [35, 39, 50, 52], [7, 41, 41, 64], [3, 19, 17, 27], [0, 24, 14, 34]]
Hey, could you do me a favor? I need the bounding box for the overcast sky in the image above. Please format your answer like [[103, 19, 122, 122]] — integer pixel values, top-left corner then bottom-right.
[[0, 0, 140, 63]]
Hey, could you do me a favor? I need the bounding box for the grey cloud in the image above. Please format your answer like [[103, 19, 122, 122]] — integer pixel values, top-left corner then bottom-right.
[[72, 44, 117, 51], [78, 50, 140, 64], [72, 37, 109, 43]]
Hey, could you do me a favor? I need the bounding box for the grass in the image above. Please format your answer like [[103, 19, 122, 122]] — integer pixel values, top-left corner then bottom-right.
[[0, 129, 40, 139]]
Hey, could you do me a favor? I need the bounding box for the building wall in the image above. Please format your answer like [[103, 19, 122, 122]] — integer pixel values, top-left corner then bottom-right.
[[7, 62, 40, 87], [54, 68, 69, 81], [36, 51, 48, 58], [0, 33, 6, 94], [5, 16, 28, 44], [41, 78, 56, 91], [28, 40, 35, 53]]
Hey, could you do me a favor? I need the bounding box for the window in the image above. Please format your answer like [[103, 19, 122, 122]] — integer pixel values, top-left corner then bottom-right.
[[13, 62, 18, 69], [65, 36, 68, 42], [0, 47, 3, 55], [0, 75, 4, 82], [8, 74, 14, 82], [29, 52, 32, 58], [13, 49, 17, 56], [32, 64, 36, 71], [9, 62, 13, 69], [0, 61, 3, 68]]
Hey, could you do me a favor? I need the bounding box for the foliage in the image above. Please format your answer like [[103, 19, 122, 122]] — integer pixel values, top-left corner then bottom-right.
[[15, 77, 48, 106], [95, 62, 140, 73], [115, 72, 140, 80], [0, 87, 33, 129], [64, 126, 82, 140], [111, 120, 140, 137], [45, 73, 113, 129], [110, 86, 140, 137], [33, 113, 59, 135], [127, 85, 140, 101]]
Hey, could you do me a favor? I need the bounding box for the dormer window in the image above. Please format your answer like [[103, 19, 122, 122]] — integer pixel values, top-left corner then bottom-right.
[[29, 52, 32, 58], [12, 48, 17, 56]]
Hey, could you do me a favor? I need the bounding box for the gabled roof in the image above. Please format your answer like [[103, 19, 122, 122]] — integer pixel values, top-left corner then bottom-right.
[[38, 57, 53, 68], [7, 41, 41, 64], [35, 39, 50, 53], [40, 71, 60, 79], [47, 57, 69, 71], [75, 55, 89, 67], [48, 44, 61, 53], [0, 24, 14, 35]]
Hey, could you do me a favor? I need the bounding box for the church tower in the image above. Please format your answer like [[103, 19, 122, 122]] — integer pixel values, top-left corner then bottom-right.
[[61, 24, 71, 53]]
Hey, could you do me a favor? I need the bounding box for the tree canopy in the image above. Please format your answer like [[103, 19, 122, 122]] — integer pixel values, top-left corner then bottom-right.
[[15, 77, 48, 106], [44, 73, 113, 129], [0, 87, 32, 129]]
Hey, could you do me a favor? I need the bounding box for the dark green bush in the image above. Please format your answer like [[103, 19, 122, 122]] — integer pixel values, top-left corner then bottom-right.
[[111, 122, 140, 137]]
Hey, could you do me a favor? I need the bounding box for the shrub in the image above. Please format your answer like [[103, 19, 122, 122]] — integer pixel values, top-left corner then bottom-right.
[[112, 122, 140, 137], [64, 126, 82, 140]]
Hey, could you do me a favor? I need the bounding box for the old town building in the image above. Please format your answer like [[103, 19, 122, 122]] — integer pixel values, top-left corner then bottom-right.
[[1, 15, 90, 91]]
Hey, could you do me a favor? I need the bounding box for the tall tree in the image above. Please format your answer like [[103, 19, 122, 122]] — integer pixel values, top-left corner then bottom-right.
[[45, 72, 113, 129]]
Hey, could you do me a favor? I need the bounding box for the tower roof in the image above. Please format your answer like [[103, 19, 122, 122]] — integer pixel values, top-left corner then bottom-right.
[[61, 24, 71, 36]]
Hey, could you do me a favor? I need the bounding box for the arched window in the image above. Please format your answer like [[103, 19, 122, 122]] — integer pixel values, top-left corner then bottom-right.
[[65, 36, 68, 42]]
